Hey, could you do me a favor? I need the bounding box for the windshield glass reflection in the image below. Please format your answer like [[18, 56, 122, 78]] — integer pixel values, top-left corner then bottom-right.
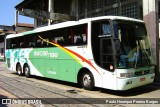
[[113, 20, 154, 68]]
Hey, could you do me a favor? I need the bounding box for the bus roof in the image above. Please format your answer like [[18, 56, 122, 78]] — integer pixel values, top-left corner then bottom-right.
[[6, 16, 144, 39], [91, 16, 144, 22]]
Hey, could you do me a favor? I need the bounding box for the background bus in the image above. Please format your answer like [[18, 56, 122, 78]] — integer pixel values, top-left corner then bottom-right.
[[5, 16, 155, 91]]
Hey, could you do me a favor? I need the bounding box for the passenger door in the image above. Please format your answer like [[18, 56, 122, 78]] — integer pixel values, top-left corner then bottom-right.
[[100, 38, 114, 71], [100, 38, 117, 90]]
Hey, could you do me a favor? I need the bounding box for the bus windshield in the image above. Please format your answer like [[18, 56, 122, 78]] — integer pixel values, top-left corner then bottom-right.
[[113, 20, 154, 68]]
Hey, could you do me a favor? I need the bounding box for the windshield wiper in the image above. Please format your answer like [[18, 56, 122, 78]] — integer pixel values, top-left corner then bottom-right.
[[138, 40, 150, 66], [134, 47, 139, 68], [142, 49, 150, 65], [135, 40, 150, 68]]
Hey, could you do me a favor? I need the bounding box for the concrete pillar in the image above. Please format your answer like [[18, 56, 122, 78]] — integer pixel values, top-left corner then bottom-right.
[[71, 0, 78, 20], [3, 34, 6, 61], [48, 0, 54, 25], [15, 10, 19, 33], [71, 0, 75, 16], [34, 19, 37, 28], [143, 0, 160, 82]]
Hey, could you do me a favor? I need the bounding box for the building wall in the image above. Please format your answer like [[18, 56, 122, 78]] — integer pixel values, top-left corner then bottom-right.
[[16, 26, 34, 33], [0, 24, 34, 60], [78, 0, 142, 20], [28, 0, 142, 27], [143, 0, 160, 80]]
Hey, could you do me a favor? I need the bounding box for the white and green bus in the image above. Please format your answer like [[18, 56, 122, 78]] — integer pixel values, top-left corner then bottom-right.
[[5, 16, 155, 91]]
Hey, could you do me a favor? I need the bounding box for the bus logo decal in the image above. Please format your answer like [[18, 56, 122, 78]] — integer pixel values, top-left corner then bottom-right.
[[38, 35, 100, 75]]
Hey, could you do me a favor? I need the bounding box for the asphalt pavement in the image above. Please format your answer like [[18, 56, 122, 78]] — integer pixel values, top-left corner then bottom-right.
[[0, 61, 33, 107]]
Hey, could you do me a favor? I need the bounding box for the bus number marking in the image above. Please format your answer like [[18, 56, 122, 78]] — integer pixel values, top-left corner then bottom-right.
[[34, 51, 58, 58]]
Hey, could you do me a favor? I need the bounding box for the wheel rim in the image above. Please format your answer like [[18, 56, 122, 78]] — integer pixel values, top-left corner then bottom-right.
[[17, 66, 21, 75], [83, 74, 91, 87], [25, 67, 29, 75]]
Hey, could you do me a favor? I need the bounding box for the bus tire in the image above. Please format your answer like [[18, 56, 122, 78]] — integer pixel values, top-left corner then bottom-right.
[[81, 72, 95, 91], [24, 64, 30, 78], [16, 64, 22, 76]]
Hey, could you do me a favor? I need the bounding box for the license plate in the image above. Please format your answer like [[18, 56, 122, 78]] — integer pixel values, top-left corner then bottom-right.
[[140, 78, 145, 82]]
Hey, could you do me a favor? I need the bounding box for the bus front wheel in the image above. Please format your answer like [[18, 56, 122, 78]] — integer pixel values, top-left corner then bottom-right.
[[81, 72, 94, 91], [24, 65, 30, 78]]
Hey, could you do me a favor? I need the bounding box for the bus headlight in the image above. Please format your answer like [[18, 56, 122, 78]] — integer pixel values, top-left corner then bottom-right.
[[120, 73, 134, 78]]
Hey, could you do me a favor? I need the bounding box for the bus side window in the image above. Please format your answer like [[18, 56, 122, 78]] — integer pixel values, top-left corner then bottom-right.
[[6, 39, 11, 49], [102, 24, 111, 34], [37, 39, 42, 47], [11, 44, 16, 48], [56, 37, 64, 45], [49, 38, 55, 46], [20, 42, 24, 48], [82, 34, 87, 44], [11, 38, 18, 49], [42, 38, 49, 47], [65, 35, 72, 45], [72, 24, 87, 46], [29, 42, 35, 47], [74, 34, 83, 45], [19, 37, 26, 48]]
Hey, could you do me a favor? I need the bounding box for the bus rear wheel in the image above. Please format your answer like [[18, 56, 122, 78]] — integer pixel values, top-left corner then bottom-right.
[[24, 65, 30, 78], [81, 72, 94, 91], [17, 64, 22, 76]]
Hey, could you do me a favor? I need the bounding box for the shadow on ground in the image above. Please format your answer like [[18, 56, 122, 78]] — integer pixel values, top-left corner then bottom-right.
[[100, 83, 160, 97]]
